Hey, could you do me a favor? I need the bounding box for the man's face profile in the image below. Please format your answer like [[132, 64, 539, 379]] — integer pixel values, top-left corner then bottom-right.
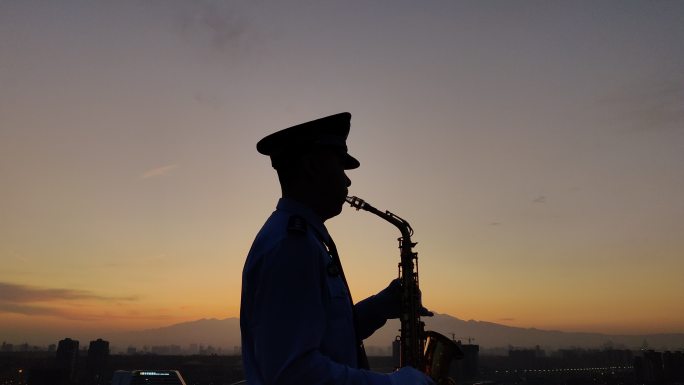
[[307, 148, 352, 220]]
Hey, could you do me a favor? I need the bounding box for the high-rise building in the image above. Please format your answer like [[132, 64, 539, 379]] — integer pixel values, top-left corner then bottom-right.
[[635, 350, 665, 384], [663, 351, 684, 383], [87, 338, 110, 385], [56, 338, 79, 384], [391, 338, 400, 368], [446, 341, 479, 382], [459, 343, 480, 379]]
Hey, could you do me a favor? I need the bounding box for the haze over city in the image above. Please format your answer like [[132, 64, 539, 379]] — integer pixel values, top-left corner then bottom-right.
[[1, 1, 683, 345]]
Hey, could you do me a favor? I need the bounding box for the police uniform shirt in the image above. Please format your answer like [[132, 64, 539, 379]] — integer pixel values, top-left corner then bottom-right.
[[240, 198, 393, 385]]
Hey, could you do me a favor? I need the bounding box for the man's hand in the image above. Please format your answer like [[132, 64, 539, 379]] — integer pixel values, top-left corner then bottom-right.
[[388, 367, 436, 385], [377, 279, 434, 319]]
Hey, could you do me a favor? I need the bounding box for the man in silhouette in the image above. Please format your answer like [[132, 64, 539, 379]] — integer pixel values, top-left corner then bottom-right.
[[240, 113, 435, 385]]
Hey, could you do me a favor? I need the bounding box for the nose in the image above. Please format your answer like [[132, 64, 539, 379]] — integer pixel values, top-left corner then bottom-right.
[[344, 172, 351, 187]]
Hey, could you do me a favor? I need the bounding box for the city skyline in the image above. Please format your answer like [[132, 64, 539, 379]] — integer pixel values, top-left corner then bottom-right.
[[3, 313, 684, 354], [1, 0, 683, 343]]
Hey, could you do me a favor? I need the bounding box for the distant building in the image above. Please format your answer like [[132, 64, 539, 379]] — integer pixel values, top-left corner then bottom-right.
[[663, 351, 684, 383], [392, 338, 400, 368], [56, 338, 79, 384], [508, 345, 545, 369], [151, 344, 183, 355], [448, 342, 479, 382], [635, 350, 665, 384], [460, 343, 480, 379], [87, 338, 110, 385], [189, 343, 199, 355], [199, 345, 218, 355]]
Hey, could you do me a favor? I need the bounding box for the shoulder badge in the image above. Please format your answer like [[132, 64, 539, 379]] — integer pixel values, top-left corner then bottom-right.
[[287, 215, 307, 234], [327, 260, 340, 277]]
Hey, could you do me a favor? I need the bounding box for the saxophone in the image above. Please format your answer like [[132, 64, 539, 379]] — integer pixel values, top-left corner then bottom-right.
[[346, 196, 463, 385]]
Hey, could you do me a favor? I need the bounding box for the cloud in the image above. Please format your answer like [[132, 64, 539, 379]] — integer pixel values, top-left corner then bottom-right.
[[0, 282, 137, 303], [533, 195, 546, 204], [0, 282, 140, 321], [499, 318, 515, 322], [627, 82, 684, 131], [0, 302, 174, 322], [175, 1, 248, 53], [140, 164, 178, 179], [603, 75, 684, 132], [193, 92, 222, 109], [0, 302, 92, 320]]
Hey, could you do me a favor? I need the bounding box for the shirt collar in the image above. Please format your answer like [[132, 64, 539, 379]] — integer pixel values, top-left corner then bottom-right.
[[276, 197, 331, 243]]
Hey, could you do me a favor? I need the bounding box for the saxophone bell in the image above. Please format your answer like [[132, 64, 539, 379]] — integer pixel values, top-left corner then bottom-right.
[[424, 331, 463, 385]]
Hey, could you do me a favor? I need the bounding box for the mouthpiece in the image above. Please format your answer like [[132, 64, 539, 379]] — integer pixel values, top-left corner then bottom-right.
[[345, 195, 366, 211]]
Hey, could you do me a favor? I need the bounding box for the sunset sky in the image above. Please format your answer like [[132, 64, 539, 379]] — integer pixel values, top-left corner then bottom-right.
[[1, 1, 683, 345]]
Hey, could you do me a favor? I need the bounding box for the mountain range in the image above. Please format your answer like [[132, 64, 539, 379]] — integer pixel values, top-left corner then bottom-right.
[[109, 314, 684, 353]]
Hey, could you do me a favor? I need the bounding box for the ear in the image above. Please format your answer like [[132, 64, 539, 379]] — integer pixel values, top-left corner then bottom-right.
[[299, 152, 320, 180], [301, 150, 328, 180]]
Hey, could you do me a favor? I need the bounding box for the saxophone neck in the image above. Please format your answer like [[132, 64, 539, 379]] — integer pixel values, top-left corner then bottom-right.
[[345, 196, 414, 240]]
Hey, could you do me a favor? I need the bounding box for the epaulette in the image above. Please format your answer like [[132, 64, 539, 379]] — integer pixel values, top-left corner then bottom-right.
[[287, 215, 307, 235]]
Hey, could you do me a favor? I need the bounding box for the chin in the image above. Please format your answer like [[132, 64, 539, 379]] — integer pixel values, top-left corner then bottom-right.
[[323, 203, 344, 221]]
